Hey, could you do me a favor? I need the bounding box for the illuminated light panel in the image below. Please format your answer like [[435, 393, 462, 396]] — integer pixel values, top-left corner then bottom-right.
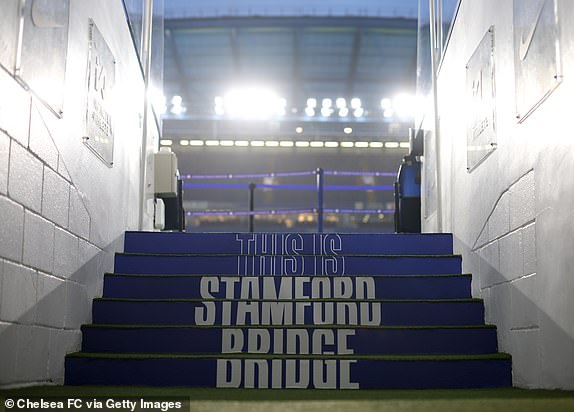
[[179, 139, 189, 146], [205, 140, 220, 146], [220, 140, 234, 146], [234, 140, 249, 147], [223, 87, 285, 119], [336, 97, 347, 109], [171, 95, 183, 105], [369, 142, 384, 148], [250, 140, 265, 147], [170, 105, 185, 115], [160, 139, 173, 146], [280, 141, 294, 147], [351, 97, 362, 109], [188, 140, 204, 146], [393, 93, 417, 118], [322, 98, 332, 108], [265, 141, 279, 147], [310, 141, 324, 148], [385, 142, 400, 148], [380, 98, 392, 110], [295, 141, 310, 147], [295, 126, 304, 134], [353, 107, 365, 118], [355, 141, 369, 148], [400, 142, 411, 149], [341, 141, 354, 148], [306, 98, 317, 108], [339, 107, 349, 117], [320, 107, 332, 117], [343, 127, 353, 134], [305, 107, 316, 117], [325, 141, 339, 148]]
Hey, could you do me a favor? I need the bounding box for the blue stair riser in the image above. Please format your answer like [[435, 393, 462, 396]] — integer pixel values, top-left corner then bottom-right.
[[104, 274, 472, 300], [92, 300, 485, 326], [124, 232, 454, 255], [64, 357, 512, 389], [114, 254, 462, 276], [81, 326, 499, 355]]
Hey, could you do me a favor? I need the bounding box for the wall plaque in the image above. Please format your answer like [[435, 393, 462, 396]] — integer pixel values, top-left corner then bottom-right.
[[466, 26, 496, 172], [18, 0, 70, 116], [0, 0, 21, 73], [514, 0, 562, 122], [84, 19, 116, 166]]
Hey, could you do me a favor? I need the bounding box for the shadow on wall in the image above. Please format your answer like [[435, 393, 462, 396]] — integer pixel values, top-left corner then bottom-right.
[[0, 235, 123, 387], [454, 170, 574, 388], [0, 74, 126, 387]]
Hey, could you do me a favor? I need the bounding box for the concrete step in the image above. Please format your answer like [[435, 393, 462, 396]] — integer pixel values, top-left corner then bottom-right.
[[103, 273, 472, 300], [65, 353, 512, 389], [91, 298, 486, 327], [113, 253, 462, 276], [124, 232, 454, 255], [81, 324, 499, 355]]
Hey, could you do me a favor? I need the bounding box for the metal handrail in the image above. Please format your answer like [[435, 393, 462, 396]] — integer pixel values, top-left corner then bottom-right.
[[184, 168, 396, 232]]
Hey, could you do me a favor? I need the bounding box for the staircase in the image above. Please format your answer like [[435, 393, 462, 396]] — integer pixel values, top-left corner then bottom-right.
[[65, 232, 512, 389]]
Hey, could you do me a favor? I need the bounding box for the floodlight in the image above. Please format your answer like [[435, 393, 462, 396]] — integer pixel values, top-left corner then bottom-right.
[[321, 107, 332, 117], [305, 107, 316, 117], [306, 98, 317, 108], [380, 98, 392, 110], [336, 98, 347, 109]]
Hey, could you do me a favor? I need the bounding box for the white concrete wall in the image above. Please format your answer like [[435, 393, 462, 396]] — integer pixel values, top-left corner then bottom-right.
[[0, 1, 156, 387], [423, 0, 574, 388]]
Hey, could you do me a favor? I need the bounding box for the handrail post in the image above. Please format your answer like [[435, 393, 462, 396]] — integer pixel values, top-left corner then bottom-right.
[[248, 182, 256, 233], [316, 168, 324, 233]]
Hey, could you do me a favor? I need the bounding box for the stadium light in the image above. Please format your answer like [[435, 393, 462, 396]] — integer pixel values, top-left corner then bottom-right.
[[306, 98, 317, 108], [336, 98, 347, 109], [305, 107, 315, 117], [223, 87, 285, 119]]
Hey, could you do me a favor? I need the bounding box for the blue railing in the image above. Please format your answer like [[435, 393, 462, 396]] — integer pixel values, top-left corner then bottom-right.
[[182, 168, 396, 232]]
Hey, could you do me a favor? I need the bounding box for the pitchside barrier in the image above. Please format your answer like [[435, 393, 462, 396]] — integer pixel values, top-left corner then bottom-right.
[[181, 169, 396, 232]]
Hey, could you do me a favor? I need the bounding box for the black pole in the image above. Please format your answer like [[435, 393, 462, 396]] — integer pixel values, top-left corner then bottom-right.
[[316, 168, 324, 233], [248, 182, 256, 233]]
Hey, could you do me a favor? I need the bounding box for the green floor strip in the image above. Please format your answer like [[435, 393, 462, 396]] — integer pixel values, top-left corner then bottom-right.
[[93, 298, 483, 303], [118, 253, 463, 258], [1, 387, 573, 402], [66, 352, 512, 361], [81, 324, 497, 330], [106, 273, 473, 278]]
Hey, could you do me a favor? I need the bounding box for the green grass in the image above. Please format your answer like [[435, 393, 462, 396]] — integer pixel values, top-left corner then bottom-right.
[[2, 387, 574, 412], [1, 387, 572, 400]]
